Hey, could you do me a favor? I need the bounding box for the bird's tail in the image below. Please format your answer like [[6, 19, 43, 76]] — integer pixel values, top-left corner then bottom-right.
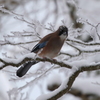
[[16, 60, 38, 77]]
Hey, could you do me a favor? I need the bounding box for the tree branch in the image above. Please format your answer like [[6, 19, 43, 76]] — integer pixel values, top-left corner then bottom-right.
[[43, 64, 100, 100], [0, 57, 72, 70]]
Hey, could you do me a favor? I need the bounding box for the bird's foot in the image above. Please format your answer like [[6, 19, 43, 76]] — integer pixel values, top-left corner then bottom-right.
[[42, 57, 49, 60], [52, 59, 57, 62]]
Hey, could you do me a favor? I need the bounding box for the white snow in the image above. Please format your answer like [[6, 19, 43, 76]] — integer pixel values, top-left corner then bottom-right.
[[0, 0, 100, 100]]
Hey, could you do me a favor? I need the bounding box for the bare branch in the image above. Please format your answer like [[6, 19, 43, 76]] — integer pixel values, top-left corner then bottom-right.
[[67, 38, 100, 46], [0, 40, 39, 46]]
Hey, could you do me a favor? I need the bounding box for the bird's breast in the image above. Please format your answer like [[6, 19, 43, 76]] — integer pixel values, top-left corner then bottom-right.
[[38, 37, 64, 58]]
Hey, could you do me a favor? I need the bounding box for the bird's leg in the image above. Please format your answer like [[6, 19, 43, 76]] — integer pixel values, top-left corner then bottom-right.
[[52, 59, 57, 62], [42, 57, 57, 63], [42, 57, 49, 60]]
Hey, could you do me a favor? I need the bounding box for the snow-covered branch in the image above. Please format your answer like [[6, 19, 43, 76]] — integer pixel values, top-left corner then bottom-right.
[[37, 63, 100, 100], [0, 1, 100, 100], [0, 56, 72, 70]]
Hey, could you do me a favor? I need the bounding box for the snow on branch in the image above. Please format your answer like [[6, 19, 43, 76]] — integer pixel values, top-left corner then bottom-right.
[[0, 55, 72, 70], [37, 63, 100, 100], [1, 4, 100, 100]]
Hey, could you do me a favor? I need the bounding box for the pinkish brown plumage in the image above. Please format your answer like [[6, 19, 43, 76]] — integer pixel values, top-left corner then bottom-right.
[[16, 26, 68, 77]]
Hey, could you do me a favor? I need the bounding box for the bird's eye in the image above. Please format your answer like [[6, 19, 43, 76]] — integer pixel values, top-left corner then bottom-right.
[[60, 28, 63, 32]]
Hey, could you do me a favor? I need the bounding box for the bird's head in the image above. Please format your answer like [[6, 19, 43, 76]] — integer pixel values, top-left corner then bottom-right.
[[58, 25, 68, 40], [58, 25, 68, 36]]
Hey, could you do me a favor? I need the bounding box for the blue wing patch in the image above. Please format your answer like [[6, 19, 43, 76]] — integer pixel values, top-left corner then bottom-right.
[[31, 41, 48, 52]]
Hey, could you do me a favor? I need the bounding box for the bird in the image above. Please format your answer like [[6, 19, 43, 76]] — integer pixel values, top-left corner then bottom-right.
[[16, 25, 68, 77]]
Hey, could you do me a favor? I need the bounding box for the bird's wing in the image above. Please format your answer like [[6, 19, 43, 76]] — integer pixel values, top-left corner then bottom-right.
[[31, 41, 48, 52], [31, 33, 53, 53]]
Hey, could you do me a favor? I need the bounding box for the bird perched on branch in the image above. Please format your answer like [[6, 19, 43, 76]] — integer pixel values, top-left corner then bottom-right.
[[16, 25, 68, 77]]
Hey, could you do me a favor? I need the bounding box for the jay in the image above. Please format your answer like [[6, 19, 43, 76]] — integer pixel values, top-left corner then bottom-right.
[[16, 25, 68, 77]]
